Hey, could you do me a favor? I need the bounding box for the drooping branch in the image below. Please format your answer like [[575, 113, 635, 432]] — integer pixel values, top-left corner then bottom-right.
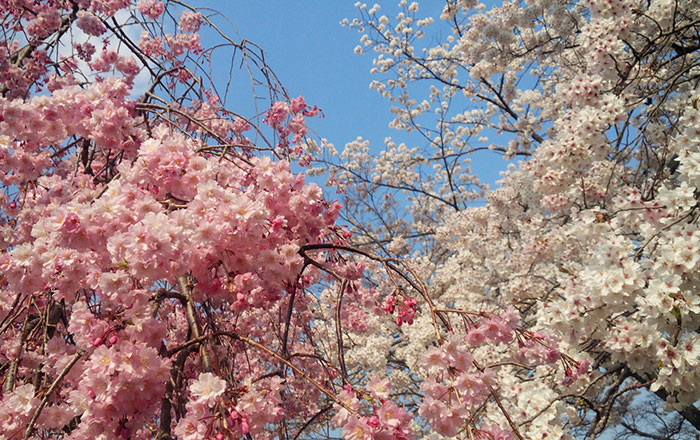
[[166, 331, 358, 415], [24, 351, 83, 439]]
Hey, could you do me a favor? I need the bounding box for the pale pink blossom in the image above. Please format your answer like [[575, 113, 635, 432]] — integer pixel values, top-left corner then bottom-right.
[[190, 372, 226, 406]]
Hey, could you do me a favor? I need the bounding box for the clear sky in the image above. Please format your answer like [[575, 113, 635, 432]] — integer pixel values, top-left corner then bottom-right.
[[186, 2, 386, 147], [188, 1, 509, 191]]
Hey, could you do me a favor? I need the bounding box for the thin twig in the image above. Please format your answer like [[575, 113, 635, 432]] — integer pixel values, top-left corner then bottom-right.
[[24, 351, 83, 439]]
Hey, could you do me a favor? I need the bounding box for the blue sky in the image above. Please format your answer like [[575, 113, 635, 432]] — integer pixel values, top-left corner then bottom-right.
[[187, 1, 510, 191], [190, 1, 390, 147]]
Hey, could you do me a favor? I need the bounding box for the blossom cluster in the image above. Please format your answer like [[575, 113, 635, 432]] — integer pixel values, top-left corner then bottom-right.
[[0, 1, 348, 437], [331, 0, 700, 438]]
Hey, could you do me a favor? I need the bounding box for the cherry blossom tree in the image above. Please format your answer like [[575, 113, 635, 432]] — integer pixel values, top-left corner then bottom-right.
[[322, 0, 700, 438], [0, 1, 351, 439], [1, 0, 699, 439]]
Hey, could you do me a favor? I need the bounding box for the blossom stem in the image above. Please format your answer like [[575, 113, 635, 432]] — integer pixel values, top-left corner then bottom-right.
[[178, 275, 212, 372], [24, 351, 83, 439]]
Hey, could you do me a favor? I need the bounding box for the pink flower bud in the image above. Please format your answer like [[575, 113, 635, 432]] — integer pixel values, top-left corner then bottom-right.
[[576, 359, 591, 375], [368, 415, 380, 428], [92, 337, 103, 347], [546, 349, 561, 363]]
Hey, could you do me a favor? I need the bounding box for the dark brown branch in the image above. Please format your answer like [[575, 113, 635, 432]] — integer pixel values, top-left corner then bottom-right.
[[335, 279, 349, 383], [24, 351, 83, 439], [293, 405, 333, 440], [157, 344, 195, 440]]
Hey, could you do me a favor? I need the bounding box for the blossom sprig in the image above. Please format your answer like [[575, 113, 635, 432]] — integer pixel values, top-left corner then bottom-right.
[[263, 96, 323, 165], [333, 383, 415, 440], [383, 290, 418, 326]]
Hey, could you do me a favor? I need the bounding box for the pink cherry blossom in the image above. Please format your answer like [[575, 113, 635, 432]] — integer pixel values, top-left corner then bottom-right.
[[2, 1, 699, 439], [190, 372, 226, 406]]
